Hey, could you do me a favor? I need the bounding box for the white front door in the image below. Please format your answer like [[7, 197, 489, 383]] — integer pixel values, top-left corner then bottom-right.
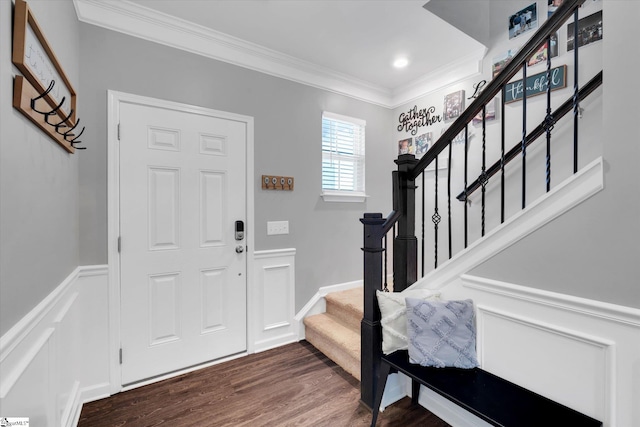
[[119, 101, 247, 385]]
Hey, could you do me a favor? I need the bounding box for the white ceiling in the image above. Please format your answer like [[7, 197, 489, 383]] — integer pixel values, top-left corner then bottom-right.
[[74, 0, 487, 108]]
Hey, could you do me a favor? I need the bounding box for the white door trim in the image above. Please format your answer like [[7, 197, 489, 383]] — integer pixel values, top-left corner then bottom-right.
[[107, 90, 255, 393]]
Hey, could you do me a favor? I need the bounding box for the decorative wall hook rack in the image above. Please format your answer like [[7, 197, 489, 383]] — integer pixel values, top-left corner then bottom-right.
[[11, 0, 86, 153], [13, 76, 79, 153]]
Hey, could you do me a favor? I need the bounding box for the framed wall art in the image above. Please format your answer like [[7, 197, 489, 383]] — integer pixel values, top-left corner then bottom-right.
[[567, 10, 603, 51], [509, 3, 538, 40], [12, 0, 81, 152], [443, 90, 464, 122], [12, 0, 77, 124]]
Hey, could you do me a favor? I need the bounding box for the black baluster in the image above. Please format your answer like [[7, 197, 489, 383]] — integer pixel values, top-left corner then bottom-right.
[[573, 7, 580, 173], [522, 63, 527, 210], [501, 90, 506, 224], [421, 173, 425, 277], [464, 128, 468, 249], [383, 232, 389, 292], [545, 35, 554, 192], [481, 106, 487, 237], [447, 141, 452, 260], [433, 156, 440, 269]]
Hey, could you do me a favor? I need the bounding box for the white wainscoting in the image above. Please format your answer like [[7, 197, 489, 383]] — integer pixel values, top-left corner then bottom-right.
[[252, 249, 297, 352], [407, 274, 640, 427], [0, 265, 110, 426]]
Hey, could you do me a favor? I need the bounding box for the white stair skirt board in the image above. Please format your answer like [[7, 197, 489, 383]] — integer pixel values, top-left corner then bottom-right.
[[295, 275, 393, 341], [295, 279, 363, 341], [412, 157, 604, 291], [0, 265, 110, 427]]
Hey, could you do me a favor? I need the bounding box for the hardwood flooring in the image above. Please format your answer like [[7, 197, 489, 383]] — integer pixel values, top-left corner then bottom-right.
[[79, 341, 451, 427]]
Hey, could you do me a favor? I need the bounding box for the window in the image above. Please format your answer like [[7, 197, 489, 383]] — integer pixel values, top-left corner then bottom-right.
[[321, 111, 367, 202]]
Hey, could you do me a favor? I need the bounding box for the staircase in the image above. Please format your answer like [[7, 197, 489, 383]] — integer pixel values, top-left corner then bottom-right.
[[303, 287, 363, 380]]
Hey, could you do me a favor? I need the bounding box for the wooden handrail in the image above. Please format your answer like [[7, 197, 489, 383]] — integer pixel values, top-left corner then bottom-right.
[[457, 70, 603, 201], [381, 172, 401, 234]]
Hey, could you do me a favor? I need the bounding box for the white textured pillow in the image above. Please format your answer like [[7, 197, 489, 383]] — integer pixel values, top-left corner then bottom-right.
[[377, 288, 440, 355]]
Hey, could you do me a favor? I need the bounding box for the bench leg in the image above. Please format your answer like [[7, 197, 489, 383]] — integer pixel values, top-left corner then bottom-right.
[[370, 360, 392, 427], [411, 379, 420, 406]]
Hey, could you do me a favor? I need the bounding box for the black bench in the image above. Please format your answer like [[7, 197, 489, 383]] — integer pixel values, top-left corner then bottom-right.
[[371, 350, 602, 427]]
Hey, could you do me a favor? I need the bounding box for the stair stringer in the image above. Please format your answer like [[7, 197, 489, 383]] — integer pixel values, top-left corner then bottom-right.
[[409, 156, 603, 293]]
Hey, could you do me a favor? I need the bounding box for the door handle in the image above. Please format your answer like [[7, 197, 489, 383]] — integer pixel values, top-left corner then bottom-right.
[[235, 245, 244, 254]]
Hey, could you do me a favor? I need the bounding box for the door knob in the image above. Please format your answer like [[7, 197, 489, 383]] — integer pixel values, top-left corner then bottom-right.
[[235, 245, 244, 254]]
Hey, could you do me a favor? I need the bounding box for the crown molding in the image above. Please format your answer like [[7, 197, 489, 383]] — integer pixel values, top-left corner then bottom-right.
[[389, 48, 487, 109], [73, 0, 484, 109]]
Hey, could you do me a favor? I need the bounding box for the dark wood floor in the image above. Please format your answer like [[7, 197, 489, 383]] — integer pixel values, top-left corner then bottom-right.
[[79, 341, 450, 427]]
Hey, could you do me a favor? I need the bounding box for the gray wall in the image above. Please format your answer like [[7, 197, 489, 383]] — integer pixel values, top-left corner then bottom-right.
[[77, 25, 395, 311], [472, 1, 640, 308], [0, 0, 81, 336]]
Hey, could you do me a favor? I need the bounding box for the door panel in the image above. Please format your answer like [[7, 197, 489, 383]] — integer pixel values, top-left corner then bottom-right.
[[119, 102, 247, 385]]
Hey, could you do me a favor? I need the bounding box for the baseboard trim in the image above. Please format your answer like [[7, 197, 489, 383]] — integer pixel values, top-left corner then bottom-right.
[[80, 382, 111, 405], [254, 334, 299, 353], [418, 385, 492, 427], [61, 381, 81, 427]]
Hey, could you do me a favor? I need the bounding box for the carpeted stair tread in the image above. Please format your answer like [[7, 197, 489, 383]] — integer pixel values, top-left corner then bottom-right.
[[304, 312, 361, 380], [325, 287, 363, 333]]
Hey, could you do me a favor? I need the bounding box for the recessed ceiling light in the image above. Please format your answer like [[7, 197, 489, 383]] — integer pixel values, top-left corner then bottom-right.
[[393, 58, 409, 69]]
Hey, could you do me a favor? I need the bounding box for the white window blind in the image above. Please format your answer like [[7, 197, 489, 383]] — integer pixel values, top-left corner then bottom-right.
[[321, 112, 366, 201]]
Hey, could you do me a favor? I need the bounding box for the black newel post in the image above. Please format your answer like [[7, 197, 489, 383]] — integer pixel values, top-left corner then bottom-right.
[[360, 212, 385, 409], [394, 154, 418, 292]]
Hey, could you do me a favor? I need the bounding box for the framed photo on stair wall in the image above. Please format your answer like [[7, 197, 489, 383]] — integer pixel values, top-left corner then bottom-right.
[[509, 3, 538, 40], [398, 137, 413, 155], [443, 90, 464, 122], [567, 10, 603, 51]]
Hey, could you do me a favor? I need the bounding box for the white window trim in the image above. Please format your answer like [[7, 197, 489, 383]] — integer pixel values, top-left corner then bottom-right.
[[321, 190, 369, 203], [321, 111, 368, 203], [322, 111, 366, 127]]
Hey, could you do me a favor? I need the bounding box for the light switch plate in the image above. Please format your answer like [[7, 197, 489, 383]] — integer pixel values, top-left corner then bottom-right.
[[267, 221, 289, 235]]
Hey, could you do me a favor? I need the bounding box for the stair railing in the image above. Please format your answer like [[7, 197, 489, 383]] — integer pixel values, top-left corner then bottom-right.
[[360, 0, 602, 409]]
